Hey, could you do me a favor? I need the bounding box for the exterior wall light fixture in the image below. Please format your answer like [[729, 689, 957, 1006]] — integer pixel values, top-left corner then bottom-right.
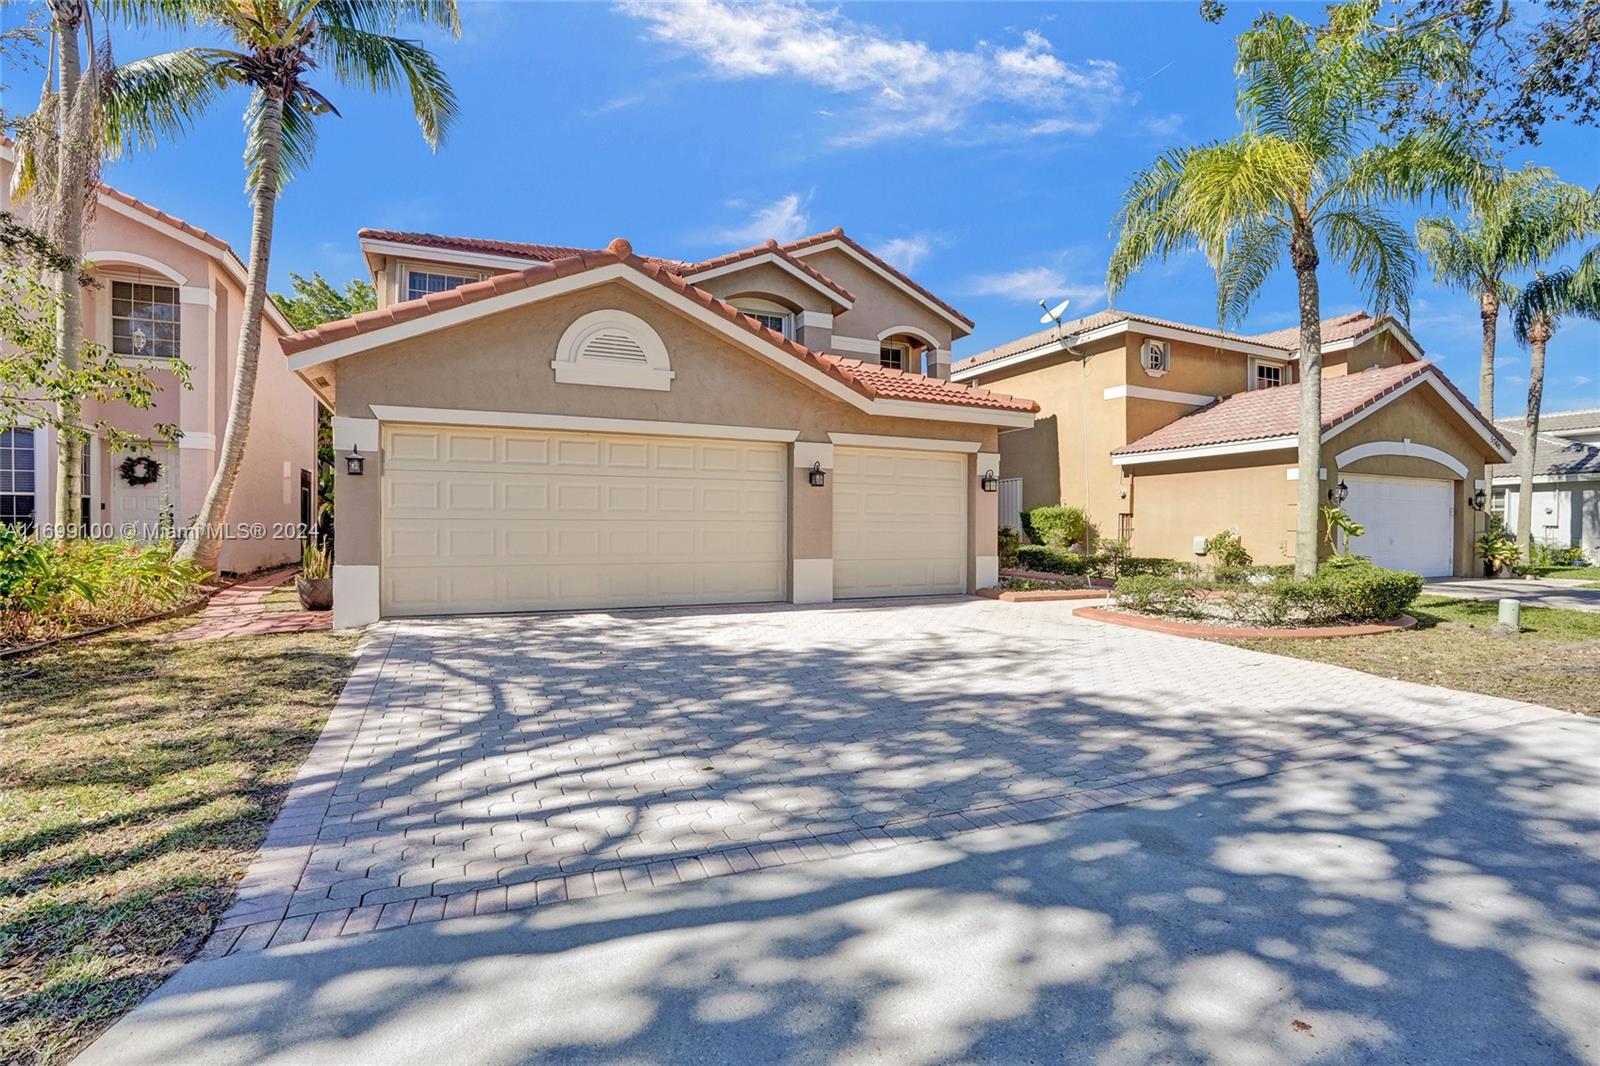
[[1327, 479, 1348, 505], [345, 445, 366, 477], [1468, 487, 1487, 512], [980, 469, 999, 493], [808, 461, 826, 488]]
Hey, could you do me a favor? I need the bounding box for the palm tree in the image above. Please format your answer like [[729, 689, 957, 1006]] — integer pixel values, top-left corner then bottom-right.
[[1107, 7, 1479, 577], [1415, 166, 1599, 420], [107, 0, 459, 573], [1510, 265, 1600, 561]]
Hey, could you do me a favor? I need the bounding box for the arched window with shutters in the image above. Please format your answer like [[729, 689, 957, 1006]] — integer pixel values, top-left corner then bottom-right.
[[551, 309, 675, 391]]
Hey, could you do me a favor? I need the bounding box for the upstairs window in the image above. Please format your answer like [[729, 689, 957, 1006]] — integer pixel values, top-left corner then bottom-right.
[[111, 281, 180, 359], [730, 298, 793, 339], [406, 269, 478, 301], [0, 428, 35, 529], [1255, 362, 1283, 389], [879, 344, 906, 370]]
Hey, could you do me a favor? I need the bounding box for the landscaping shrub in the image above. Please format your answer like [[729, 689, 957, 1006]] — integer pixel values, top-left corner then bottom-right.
[[1213, 563, 1295, 585], [1111, 555, 1181, 578], [997, 525, 1021, 570], [1111, 560, 1423, 627], [1015, 544, 1093, 575], [0, 529, 207, 645], [1020, 505, 1091, 548], [1203, 528, 1252, 567]]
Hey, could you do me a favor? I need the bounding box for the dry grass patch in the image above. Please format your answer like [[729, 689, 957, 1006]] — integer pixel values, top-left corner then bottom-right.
[[0, 623, 357, 1064], [1232, 597, 1600, 717]]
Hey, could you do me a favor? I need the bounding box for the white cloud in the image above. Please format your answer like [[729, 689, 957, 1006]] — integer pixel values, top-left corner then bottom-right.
[[714, 192, 812, 245], [964, 264, 1106, 305], [878, 235, 933, 272], [617, 1, 1124, 146]]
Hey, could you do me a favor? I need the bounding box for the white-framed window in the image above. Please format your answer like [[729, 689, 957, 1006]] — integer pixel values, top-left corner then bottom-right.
[[730, 298, 793, 339], [879, 344, 907, 370], [1256, 362, 1283, 388], [1140, 339, 1170, 376], [0, 427, 36, 528], [405, 268, 479, 302], [79, 440, 93, 528], [552, 309, 675, 391], [111, 280, 180, 359]]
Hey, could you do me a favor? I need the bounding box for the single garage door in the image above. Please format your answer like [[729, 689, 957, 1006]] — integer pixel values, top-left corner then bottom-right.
[[833, 445, 966, 598], [1342, 474, 1454, 577], [381, 424, 786, 616]]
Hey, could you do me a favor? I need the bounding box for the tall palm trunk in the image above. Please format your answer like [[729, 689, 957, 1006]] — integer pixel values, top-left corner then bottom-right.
[[48, 0, 87, 533], [1290, 220, 1323, 579], [1515, 317, 1550, 563], [1478, 288, 1499, 420], [178, 95, 282, 574]]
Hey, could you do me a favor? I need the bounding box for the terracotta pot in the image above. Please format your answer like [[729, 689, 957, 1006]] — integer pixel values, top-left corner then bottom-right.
[[296, 576, 333, 611]]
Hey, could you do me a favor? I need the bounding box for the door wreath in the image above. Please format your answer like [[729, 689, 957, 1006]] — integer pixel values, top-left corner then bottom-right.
[[119, 455, 162, 486]]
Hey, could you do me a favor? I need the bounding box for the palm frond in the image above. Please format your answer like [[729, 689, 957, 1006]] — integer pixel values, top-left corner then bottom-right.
[[1413, 213, 1483, 291], [1214, 217, 1285, 327], [101, 49, 232, 157], [242, 88, 321, 189], [317, 0, 461, 38], [1513, 267, 1600, 342], [312, 23, 458, 147], [1321, 204, 1416, 320], [1337, 125, 1484, 209]]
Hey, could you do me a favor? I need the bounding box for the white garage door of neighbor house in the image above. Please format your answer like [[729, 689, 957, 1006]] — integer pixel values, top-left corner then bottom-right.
[[380, 425, 787, 616], [1342, 474, 1454, 577], [833, 445, 966, 598]]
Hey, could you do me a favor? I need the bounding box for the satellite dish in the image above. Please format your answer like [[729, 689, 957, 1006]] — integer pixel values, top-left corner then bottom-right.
[[1039, 298, 1071, 326]]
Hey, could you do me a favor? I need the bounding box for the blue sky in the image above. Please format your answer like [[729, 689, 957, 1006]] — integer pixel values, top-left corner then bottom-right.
[[4, 0, 1596, 413]]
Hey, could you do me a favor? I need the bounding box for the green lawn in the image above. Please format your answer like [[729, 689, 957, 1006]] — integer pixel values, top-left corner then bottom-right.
[[1519, 565, 1600, 581], [1232, 596, 1599, 717], [0, 622, 357, 1064]]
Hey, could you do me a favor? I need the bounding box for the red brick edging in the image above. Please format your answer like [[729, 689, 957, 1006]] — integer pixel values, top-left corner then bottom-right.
[[1073, 606, 1417, 640]]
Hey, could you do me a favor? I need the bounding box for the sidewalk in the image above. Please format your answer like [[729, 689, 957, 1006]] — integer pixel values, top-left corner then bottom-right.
[[159, 568, 333, 642]]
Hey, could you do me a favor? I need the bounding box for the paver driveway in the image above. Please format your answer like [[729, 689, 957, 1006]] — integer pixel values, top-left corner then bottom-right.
[[207, 598, 1562, 955]]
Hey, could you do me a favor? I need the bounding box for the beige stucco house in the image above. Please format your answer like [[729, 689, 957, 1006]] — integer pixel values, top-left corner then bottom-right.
[[0, 145, 318, 574], [953, 310, 1513, 577], [280, 228, 1036, 627]]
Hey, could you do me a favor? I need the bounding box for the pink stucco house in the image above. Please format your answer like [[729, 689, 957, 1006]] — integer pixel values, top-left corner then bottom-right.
[[0, 143, 318, 574]]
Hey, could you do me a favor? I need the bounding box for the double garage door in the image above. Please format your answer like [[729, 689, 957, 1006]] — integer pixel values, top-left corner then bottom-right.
[[1341, 474, 1454, 577], [380, 426, 967, 616]]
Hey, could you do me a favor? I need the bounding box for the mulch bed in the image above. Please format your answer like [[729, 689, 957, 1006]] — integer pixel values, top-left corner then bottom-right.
[[1074, 605, 1417, 640]]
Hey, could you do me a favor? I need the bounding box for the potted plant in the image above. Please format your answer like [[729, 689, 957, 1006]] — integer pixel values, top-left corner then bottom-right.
[[1476, 519, 1518, 577], [296, 541, 333, 611]]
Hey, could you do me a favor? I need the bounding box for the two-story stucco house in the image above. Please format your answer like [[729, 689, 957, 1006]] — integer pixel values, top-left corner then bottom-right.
[[0, 144, 318, 574], [279, 227, 1037, 628], [953, 309, 1513, 577]]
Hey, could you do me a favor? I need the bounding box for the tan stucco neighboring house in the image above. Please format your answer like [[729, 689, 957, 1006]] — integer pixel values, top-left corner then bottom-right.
[[1491, 410, 1600, 558], [953, 309, 1513, 576], [280, 229, 1036, 628], [0, 145, 317, 574]]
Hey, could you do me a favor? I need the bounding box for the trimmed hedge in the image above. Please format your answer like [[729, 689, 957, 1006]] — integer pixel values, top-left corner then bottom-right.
[[1016, 545, 1093, 575], [1020, 505, 1090, 548], [998, 525, 1021, 570], [1113, 562, 1423, 627]]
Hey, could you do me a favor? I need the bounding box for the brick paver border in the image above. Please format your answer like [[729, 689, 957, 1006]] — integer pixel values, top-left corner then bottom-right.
[[199, 617, 1561, 960]]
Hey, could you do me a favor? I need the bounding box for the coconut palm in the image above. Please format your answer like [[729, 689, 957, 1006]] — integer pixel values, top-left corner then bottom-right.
[[1415, 166, 1599, 420], [1107, 6, 1479, 578], [1510, 265, 1600, 561], [105, 0, 459, 572]]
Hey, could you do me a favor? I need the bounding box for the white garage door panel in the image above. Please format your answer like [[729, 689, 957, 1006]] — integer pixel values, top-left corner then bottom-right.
[[381, 425, 786, 615], [1343, 474, 1454, 577], [834, 446, 966, 598]]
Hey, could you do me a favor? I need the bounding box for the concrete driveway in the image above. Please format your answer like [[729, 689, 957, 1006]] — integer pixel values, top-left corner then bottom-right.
[[1425, 576, 1600, 612], [80, 599, 1599, 1064]]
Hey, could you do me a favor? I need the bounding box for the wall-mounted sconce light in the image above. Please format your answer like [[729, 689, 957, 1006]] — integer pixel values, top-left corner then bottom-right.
[[808, 461, 826, 488], [345, 445, 366, 477], [980, 469, 999, 493], [1326, 479, 1348, 505]]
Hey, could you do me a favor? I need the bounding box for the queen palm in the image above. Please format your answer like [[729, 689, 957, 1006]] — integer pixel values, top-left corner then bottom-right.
[[1510, 264, 1600, 561], [1415, 166, 1599, 420], [1107, 7, 1478, 577], [106, 0, 459, 572]]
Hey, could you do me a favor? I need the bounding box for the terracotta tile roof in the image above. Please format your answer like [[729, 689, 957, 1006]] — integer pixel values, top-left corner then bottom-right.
[[357, 228, 693, 270], [1113, 361, 1510, 457], [1490, 427, 1600, 478], [953, 309, 1287, 375], [1246, 310, 1381, 349], [679, 238, 856, 305], [281, 239, 1036, 416], [1501, 408, 1600, 435], [780, 228, 974, 330]]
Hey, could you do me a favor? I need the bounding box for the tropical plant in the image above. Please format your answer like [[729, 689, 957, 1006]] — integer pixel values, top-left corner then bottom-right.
[[105, 0, 461, 572], [1415, 166, 1600, 419], [1320, 505, 1366, 556], [1108, 3, 1479, 578], [1203, 529, 1252, 567], [300, 538, 332, 580], [1475, 516, 1518, 574], [1511, 264, 1600, 561]]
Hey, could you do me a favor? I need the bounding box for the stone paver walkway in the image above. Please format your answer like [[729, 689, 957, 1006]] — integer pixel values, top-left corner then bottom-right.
[[204, 598, 1564, 957], [161, 568, 332, 642]]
